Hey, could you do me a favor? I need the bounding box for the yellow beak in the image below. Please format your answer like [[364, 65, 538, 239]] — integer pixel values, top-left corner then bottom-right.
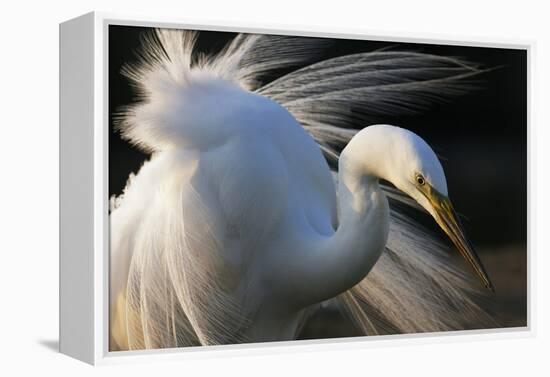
[[427, 188, 494, 292]]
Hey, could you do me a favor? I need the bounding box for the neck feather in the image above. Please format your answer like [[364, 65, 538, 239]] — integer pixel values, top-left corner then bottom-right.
[[328, 145, 390, 291], [291, 143, 390, 306]]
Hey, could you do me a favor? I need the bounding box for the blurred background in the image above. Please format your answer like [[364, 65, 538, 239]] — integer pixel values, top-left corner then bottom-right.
[[109, 25, 527, 339]]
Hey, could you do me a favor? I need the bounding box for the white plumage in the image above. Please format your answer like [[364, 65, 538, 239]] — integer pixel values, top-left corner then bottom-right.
[[109, 29, 494, 350]]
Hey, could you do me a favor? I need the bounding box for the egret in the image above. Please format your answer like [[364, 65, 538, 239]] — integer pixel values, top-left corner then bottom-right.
[[110, 29, 495, 350]]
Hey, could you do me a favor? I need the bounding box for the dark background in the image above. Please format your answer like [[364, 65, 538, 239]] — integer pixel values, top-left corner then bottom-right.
[[109, 25, 527, 336]]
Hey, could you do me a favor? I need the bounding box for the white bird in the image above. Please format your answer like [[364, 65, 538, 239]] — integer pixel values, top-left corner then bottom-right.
[[109, 30, 495, 350]]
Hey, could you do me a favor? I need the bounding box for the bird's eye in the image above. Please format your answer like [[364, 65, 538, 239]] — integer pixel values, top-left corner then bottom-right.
[[415, 174, 426, 186]]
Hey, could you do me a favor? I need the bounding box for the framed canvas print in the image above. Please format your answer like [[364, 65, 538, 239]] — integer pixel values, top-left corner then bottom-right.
[[59, 12, 531, 365]]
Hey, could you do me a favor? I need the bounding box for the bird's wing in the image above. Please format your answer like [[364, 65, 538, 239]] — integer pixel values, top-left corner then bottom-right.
[[259, 50, 497, 334], [111, 150, 265, 349], [112, 29, 317, 348]]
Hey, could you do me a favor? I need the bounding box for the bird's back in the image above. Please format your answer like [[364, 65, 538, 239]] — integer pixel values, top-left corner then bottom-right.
[[110, 77, 337, 349]]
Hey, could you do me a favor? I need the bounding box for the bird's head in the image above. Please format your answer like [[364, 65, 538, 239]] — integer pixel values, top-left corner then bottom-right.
[[352, 125, 494, 291]]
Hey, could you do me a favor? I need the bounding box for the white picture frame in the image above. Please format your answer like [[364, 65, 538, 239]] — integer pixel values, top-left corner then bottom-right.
[[59, 11, 533, 365]]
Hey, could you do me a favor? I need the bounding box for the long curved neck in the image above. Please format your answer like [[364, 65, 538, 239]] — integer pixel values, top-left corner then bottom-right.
[[291, 140, 390, 307], [324, 148, 390, 296]]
